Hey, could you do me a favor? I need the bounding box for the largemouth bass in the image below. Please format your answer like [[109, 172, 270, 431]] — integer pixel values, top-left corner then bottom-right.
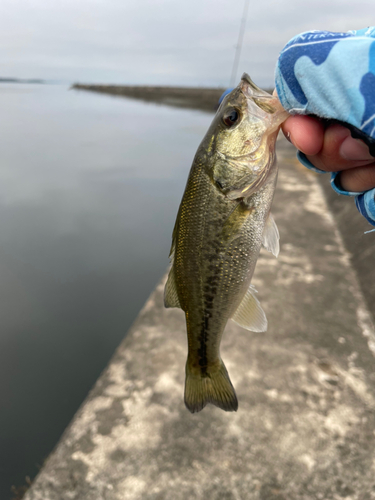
[[165, 74, 288, 413]]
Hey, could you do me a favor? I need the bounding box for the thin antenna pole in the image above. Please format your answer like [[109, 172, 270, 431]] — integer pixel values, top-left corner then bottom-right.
[[229, 0, 250, 87]]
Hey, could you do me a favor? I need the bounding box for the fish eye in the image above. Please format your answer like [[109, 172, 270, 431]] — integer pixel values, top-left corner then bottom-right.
[[222, 108, 240, 127]]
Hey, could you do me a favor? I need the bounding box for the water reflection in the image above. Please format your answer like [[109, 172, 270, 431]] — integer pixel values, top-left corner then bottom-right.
[[0, 84, 212, 498]]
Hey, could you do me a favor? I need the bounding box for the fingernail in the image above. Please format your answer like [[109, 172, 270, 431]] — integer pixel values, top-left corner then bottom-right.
[[339, 136, 373, 161]]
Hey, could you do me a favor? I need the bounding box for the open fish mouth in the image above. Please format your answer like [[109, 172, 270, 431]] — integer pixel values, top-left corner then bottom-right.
[[240, 73, 289, 119]]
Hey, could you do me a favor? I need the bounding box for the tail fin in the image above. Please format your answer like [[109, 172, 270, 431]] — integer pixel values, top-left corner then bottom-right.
[[184, 359, 238, 413]]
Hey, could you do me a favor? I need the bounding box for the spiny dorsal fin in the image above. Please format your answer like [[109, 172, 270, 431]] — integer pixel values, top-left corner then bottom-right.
[[262, 213, 279, 258], [231, 284, 267, 332]]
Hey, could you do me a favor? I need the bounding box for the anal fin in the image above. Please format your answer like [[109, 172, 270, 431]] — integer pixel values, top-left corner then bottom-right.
[[231, 284, 267, 332]]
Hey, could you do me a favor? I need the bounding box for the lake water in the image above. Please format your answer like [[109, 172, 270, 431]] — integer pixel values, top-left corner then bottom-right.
[[0, 84, 213, 498]]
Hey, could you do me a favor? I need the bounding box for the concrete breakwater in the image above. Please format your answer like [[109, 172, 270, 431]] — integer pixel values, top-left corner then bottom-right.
[[72, 84, 227, 113]]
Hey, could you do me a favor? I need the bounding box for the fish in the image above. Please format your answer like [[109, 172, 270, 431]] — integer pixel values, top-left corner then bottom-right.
[[164, 73, 288, 413]]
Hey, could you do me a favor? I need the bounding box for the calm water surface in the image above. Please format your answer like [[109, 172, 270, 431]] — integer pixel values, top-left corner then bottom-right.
[[0, 84, 212, 498]]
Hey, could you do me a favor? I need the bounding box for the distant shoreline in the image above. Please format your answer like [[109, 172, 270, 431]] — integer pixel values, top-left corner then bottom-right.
[[0, 78, 46, 84], [72, 83, 227, 113]]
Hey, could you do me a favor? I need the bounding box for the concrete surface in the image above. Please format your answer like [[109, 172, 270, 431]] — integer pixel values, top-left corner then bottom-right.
[[319, 178, 375, 320], [24, 137, 375, 500]]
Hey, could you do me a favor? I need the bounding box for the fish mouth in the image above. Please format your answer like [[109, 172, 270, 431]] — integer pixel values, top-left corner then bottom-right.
[[239, 73, 289, 121], [240, 73, 272, 97]]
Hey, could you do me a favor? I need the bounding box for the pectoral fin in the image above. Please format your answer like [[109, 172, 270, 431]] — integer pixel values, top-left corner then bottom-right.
[[262, 213, 279, 258], [231, 284, 267, 332]]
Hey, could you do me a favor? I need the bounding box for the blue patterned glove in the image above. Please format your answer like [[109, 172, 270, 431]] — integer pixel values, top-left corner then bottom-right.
[[275, 28, 375, 227]]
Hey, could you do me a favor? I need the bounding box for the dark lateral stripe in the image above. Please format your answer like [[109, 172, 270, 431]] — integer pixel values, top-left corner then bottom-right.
[[197, 314, 210, 373]]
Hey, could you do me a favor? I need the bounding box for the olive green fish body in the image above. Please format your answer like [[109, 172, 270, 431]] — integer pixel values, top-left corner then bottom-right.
[[165, 74, 288, 413]]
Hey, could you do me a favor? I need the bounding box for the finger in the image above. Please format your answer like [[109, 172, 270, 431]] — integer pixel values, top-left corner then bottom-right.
[[339, 134, 374, 161], [338, 163, 375, 192], [305, 124, 374, 172], [281, 115, 324, 156]]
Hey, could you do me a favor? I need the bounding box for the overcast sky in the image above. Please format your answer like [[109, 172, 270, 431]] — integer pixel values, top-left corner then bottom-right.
[[0, 0, 374, 87]]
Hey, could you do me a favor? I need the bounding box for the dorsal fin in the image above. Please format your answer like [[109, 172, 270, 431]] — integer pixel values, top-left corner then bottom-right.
[[231, 284, 267, 332]]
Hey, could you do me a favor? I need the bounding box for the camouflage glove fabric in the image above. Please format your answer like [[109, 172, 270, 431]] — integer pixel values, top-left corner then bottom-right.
[[275, 28, 375, 226]]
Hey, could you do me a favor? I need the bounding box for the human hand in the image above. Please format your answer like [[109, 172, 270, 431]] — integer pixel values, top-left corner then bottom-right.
[[281, 115, 375, 193]]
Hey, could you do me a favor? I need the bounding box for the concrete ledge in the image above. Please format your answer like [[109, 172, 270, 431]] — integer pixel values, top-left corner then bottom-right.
[[318, 176, 375, 319], [72, 85, 227, 113], [24, 138, 375, 500]]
